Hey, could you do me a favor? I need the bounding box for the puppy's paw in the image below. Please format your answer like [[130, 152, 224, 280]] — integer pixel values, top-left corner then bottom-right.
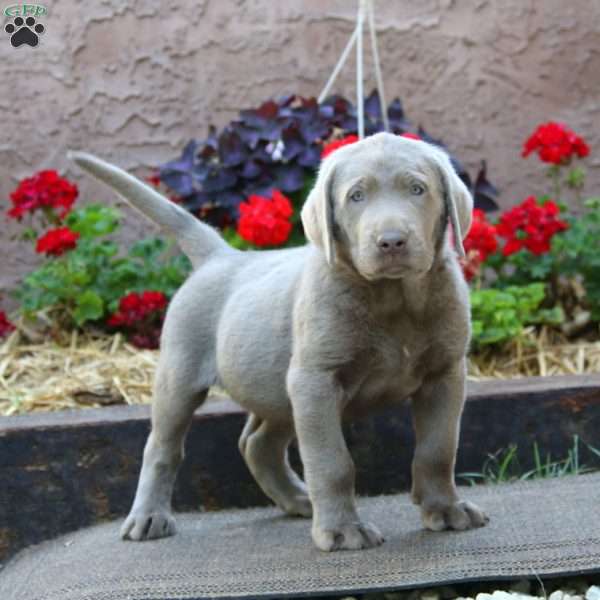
[[312, 521, 384, 552], [280, 493, 313, 518], [421, 500, 489, 532], [120, 509, 176, 541]]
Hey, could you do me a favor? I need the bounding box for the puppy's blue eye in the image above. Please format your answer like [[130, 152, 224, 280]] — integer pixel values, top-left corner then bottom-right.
[[350, 189, 365, 202], [410, 183, 426, 196]]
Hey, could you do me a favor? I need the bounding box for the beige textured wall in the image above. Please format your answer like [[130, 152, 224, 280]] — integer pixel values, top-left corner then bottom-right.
[[1, 0, 599, 301]]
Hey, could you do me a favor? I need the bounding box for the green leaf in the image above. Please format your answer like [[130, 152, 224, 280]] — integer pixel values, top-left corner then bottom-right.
[[73, 291, 104, 325], [66, 204, 120, 238], [470, 283, 557, 348], [566, 167, 585, 190], [20, 227, 38, 243], [129, 238, 168, 260], [584, 197, 600, 210], [69, 270, 92, 287], [221, 228, 254, 250]]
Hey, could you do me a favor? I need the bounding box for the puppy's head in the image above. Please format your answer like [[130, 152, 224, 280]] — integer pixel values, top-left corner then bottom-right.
[[301, 132, 473, 281]]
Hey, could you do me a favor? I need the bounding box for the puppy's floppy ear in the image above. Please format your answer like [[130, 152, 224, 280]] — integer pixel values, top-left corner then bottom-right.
[[433, 150, 473, 258], [301, 155, 337, 265]]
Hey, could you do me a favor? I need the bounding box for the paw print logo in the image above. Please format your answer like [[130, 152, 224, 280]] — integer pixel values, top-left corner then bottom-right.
[[4, 16, 45, 48]]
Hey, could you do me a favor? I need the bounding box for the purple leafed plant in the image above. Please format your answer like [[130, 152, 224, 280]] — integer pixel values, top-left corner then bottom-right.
[[158, 90, 498, 228]]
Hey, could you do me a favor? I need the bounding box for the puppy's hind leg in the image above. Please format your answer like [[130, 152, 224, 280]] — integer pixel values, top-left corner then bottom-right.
[[121, 356, 208, 541], [239, 415, 312, 518]]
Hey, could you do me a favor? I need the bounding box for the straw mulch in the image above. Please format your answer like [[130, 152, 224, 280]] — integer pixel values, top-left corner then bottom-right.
[[468, 326, 600, 379], [1, 326, 599, 416], [0, 329, 156, 416]]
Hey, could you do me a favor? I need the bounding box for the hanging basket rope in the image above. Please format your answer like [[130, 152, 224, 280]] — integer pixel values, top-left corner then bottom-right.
[[318, 0, 389, 138]]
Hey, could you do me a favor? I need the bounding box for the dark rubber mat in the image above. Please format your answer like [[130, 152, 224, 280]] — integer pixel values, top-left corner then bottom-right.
[[2, 474, 600, 600]]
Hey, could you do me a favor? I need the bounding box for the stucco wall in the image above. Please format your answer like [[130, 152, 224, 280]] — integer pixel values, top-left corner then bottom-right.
[[1, 0, 599, 300]]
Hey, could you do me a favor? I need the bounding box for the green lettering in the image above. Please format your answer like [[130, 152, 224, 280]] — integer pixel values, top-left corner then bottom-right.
[[3, 4, 47, 18]]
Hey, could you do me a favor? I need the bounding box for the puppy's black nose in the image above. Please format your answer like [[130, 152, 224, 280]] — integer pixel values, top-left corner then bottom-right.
[[376, 232, 407, 254]]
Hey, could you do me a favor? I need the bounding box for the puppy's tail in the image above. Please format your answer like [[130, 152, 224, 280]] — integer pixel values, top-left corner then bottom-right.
[[68, 151, 230, 269]]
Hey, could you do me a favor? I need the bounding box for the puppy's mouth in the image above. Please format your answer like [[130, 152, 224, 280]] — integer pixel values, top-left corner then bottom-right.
[[358, 254, 433, 281], [352, 242, 434, 281], [360, 263, 416, 281]]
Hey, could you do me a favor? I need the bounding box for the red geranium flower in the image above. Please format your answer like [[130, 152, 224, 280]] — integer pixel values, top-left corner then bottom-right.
[[108, 291, 168, 327], [107, 291, 168, 349], [464, 209, 497, 263], [107, 291, 167, 327], [321, 135, 359, 158], [459, 209, 497, 281], [8, 170, 79, 220], [140, 290, 168, 312], [106, 312, 127, 328], [35, 227, 80, 256], [129, 332, 162, 350], [119, 293, 143, 315], [0, 311, 15, 338], [496, 196, 568, 256], [522, 122, 590, 165], [237, 190, 293, 247]]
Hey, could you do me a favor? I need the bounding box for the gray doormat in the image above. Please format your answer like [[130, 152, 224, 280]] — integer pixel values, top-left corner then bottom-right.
[[2, 474, 600, 600]]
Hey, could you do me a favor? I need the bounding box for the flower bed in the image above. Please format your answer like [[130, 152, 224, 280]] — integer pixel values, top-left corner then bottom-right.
[[1, 93, 598, 404]]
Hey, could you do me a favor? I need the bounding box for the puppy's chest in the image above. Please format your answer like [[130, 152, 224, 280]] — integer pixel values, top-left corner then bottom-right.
[[349, 319, 438, 410]]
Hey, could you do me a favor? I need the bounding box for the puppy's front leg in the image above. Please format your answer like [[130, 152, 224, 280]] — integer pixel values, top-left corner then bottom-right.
[[288, 367, 384, 552], [411, 360, 489, 531]]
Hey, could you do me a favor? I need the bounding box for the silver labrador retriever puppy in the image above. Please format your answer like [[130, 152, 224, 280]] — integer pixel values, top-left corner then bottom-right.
[[69, 132, 488, 552]]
